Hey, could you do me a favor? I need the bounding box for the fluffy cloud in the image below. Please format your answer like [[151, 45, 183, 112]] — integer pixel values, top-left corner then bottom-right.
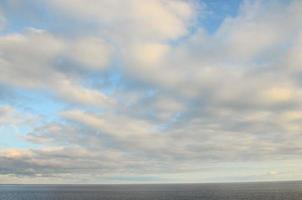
[[0, 29, 65, 88], [60, 109, 164, 151], [55, 78, 115, 107], [46, 0, 195, 41], [0, 29, 113, 107], [110, 0, 302, 103], [44, 0, 197, 89], [66, 37, 112, 70], [127, 42, 170, 67]]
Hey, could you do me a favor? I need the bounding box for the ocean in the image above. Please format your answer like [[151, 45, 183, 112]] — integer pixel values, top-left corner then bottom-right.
[[0, 181, 301, 200]]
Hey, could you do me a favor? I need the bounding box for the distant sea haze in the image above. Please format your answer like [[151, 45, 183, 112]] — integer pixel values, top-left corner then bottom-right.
[[0, 181, 301, 200]]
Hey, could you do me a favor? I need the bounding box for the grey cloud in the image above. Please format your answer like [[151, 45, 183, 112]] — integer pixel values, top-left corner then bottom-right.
[[25, 107, 302, 167], [0, 146, 208, 179]]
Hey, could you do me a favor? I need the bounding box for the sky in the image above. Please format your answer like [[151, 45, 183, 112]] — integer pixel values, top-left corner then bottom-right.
[[0, 0, 302, 184]]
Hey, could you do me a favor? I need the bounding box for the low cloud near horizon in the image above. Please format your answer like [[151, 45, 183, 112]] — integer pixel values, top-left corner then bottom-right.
[[0, 0, 302, 184]]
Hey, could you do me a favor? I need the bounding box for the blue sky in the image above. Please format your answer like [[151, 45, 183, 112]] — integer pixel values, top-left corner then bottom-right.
[[0, 0, 302, 184]]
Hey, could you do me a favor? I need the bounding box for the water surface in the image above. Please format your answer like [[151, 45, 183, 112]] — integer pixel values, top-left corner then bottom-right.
[[0, 181, 301, 200]]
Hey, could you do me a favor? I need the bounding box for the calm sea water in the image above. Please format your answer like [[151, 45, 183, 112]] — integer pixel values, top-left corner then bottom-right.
[[0, 181, 301, 200]]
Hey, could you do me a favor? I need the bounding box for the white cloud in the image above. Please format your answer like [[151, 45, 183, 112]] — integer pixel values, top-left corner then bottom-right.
[[214, 0, 289, 61], [113, 0, 302, 102], [55, 78, 115, 107], [47, 0, 195, 41], [60, 110, 160, 142], [0, 149, 32, 159], [0, 29, 65, 88], [0, 29, 113, 107], [66, 37, 112, 69], [127, 42, 169, 67], [2, 0, 302, 183], [260, 86, 296, 104]]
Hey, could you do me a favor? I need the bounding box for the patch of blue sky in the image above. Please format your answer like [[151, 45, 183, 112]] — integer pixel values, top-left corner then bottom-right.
[[0, 123, 40, 148], [168, 0, 242, 47], [0, 99, 41, 149], [14, 88, 65, 122], [156, 112, 183, 133], [83, 69, 123, 97], [79, 56, 153, 102], [102, 72, 122, 96], [0, 0, 51, 35], [0, 125, 27, 148], [0, 82, 93, 122], [0, 0, 97, 38], [200, 0, 242, 33]]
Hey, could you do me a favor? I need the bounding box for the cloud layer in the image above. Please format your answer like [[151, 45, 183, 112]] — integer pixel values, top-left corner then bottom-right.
[[0, 0, 302, 183]]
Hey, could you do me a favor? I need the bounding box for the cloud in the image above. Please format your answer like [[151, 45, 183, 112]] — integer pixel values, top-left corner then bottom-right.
[[0, 29, 65, 88], [128, 42, 169, 67], [111, 0, 302, 103], [46, 0, 195, 41], [287, 33, 302, 70], [29, 106, 302, 162], [55, 78, 115, 107], [0, 106, 13, 118], [0, 105, 37, 127], [0, 147, 126, 177], [1, 0, 302, 183], [66, 37, 112, 70], [60, 109, 163, 150], [0, 29, 113, 107], [260, 86, 296, 104]]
